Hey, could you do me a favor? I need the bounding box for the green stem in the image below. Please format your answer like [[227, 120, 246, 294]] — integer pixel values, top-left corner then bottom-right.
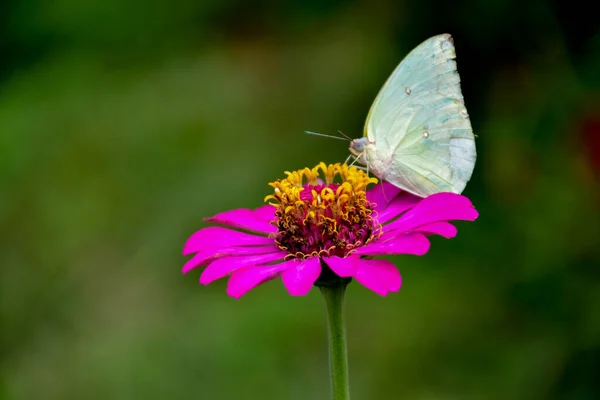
[[319, 282, 350, 400]]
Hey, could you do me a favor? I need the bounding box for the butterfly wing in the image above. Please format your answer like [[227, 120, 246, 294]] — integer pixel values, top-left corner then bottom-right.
[[364, 34, 476, 197]]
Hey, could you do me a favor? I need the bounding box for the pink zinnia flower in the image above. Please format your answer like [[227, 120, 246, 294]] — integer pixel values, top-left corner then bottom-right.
[[182, 163, 478, 298]]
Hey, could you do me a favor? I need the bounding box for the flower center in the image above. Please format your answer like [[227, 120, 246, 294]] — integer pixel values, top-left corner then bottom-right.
[[265, 162, 381, 260]]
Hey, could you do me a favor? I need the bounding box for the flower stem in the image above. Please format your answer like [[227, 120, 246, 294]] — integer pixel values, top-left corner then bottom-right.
[[319, 282, 350, 400]]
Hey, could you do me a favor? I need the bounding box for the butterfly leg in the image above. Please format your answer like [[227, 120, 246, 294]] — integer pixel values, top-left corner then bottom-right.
[[346, 154, 367, 171], [345, 152, 369, 173], [347, 152, 365, 168], [380, 180, 389, 203]]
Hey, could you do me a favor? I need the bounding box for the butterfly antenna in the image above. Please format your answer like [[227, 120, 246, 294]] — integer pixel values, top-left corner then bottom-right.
[[304, 130, 350, 141], [336, 130, 353, 141]]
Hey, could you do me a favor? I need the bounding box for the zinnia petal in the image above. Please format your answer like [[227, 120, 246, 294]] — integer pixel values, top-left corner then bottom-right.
[[414, 221, 457, 238], [182, 245, 281, 274], [281, 257, 322, 296], [252, 204, 277, 222], [206, 207, 276, 234], [199, 251, 286, 285], [183, 226, 273, 256], [367, 182, 402, 214], [355, 258, 402, 296], [323, 255, 359, 277], [384, 193, 478, 232], [227, 264, 289, 299], [355, 233, 430, 256], [376, 192, 421, 223]]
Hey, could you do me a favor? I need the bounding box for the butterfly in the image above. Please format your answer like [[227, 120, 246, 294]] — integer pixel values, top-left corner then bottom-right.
[[347, 34, 476, 198]]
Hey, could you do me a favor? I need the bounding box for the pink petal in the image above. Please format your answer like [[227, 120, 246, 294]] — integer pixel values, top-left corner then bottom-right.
[[355, 233, 430, 256], [227, 264, 289, 298], [355, 259, 402, 296], [281, 257, 322, 296], [376, 192, 421, 223], [199, 251, 286, 285], [182, 245, 280, 274], [414, 222, 457, 238], [367, 182, 402, 214], [384, 193, 478, 233], [183, 227, 273, 256], [206, 207, 276, 234], [252, 204, 277, 221], [323, 255, 359, 277]]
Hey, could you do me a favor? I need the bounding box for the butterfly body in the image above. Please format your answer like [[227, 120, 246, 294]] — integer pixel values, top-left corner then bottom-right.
[[350, 34, 476, 198]]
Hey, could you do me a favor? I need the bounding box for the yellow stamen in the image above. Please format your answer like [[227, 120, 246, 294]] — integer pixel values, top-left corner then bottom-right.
[[265, 163, 380, 260]]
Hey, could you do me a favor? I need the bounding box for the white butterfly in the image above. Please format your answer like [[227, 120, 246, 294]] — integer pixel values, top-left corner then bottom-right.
[[349, 34, 476, 198]]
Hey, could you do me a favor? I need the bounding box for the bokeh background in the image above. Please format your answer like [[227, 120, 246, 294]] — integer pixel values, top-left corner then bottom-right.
[[1, 0, 599, 399]]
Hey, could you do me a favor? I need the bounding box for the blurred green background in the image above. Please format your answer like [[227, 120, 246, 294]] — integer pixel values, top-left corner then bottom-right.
[[1, 0, 599, 399]]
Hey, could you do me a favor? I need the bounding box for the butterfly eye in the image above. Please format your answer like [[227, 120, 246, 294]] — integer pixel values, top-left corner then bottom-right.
[[350, 138, 369, 152]]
